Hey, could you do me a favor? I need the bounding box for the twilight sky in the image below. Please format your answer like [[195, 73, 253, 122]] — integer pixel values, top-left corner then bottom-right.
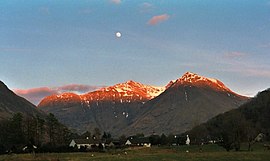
[[1, 0, 270, 104]]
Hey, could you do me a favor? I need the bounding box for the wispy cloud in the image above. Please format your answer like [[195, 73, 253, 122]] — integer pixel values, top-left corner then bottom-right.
[[0, 47, 32, 52], [203, 50, 270, 79], [244, 68, 270, 77], [78, 8, 92, 15], [39, 7, 50, 15], [139, 2, 155, 13], [258, 43, 270, 48], [223, 51, 247, 59], [148, 14, 170, 26], [56, 84, 103, 93], [110, 0, 121, 5], [142, 2, 153, 8], [14, 84, 105, 105], [215, 59, 270, 78]]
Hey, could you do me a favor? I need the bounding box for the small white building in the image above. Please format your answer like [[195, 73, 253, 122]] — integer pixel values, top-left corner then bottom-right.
[[69, 139, 100, 149], [125, 139, 132, 146], [186, 135, 190, 145]]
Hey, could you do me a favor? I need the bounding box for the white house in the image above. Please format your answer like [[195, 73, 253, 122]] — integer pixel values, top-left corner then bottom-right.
[[69, 139, 100, 149], [125, 140, 132, 146]]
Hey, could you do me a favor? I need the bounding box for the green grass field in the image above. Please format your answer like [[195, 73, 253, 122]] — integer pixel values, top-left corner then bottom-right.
[[1, 144, 269, 161]]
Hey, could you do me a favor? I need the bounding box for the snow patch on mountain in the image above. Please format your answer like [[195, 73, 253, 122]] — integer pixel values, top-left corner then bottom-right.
[[97, 80, 165, 99]]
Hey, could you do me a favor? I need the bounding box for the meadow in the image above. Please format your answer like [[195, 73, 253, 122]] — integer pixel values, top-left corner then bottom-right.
[[0, 144, 269, 161]]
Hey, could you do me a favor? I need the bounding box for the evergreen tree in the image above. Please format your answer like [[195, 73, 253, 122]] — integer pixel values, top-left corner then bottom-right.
[[24, 116, 37, 145], [36, 115, 45, 146], [160, 133, 167, 145], [119, 135, 127, 144], [9, 113, 25, 145], [93, 127, 101, 140], [149, 135, 160, 145], [81, 131, 92, 139], [46, 113, 59, 145]]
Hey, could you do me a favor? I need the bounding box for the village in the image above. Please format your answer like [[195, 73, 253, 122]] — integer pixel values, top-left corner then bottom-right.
[[68, 132, 190, 152]]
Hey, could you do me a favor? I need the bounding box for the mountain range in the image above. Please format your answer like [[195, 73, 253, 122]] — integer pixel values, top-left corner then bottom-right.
[[38, 80, 164, 134], [37, 72, 248, 136]]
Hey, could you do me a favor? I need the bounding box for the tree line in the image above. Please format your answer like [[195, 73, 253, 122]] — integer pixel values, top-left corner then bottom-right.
[[0, 113, 75, 154]]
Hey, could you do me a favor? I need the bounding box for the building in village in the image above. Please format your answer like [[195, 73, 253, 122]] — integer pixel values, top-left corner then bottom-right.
[[69, 139, 101, 149], [125, 136, 151, 147]]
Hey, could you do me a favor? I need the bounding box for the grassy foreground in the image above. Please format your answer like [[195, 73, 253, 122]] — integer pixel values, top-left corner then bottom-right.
[[0, 144, 269, 161]]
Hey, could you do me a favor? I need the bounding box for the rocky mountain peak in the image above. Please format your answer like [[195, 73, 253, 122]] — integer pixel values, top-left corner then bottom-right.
[[171, 72, 232, 92]]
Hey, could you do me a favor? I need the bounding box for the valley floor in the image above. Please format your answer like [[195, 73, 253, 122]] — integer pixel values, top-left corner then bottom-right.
[[0, 144, 269, 161]]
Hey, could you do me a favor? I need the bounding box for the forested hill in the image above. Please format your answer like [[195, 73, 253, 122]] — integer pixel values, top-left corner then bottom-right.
[[186, 88, 270, 151]]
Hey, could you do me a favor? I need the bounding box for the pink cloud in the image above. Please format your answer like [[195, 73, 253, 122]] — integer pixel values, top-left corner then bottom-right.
[[14, 84, 105, 105], [142, 2, 153, 8], [223, 51, 247, 59], [14, 87, 59, 106], [217, 66, 270, 78], [244, 69, 270, 78], [110, 0, 121, 4], [148, 14, 170, 25]]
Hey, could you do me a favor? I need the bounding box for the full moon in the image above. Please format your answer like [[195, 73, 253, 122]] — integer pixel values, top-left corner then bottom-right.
[[115, 32, 122, 38]]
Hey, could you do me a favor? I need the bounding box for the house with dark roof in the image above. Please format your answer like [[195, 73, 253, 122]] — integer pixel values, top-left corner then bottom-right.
[[125, 136, 151, 147], [105, 140, 121, 148]]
